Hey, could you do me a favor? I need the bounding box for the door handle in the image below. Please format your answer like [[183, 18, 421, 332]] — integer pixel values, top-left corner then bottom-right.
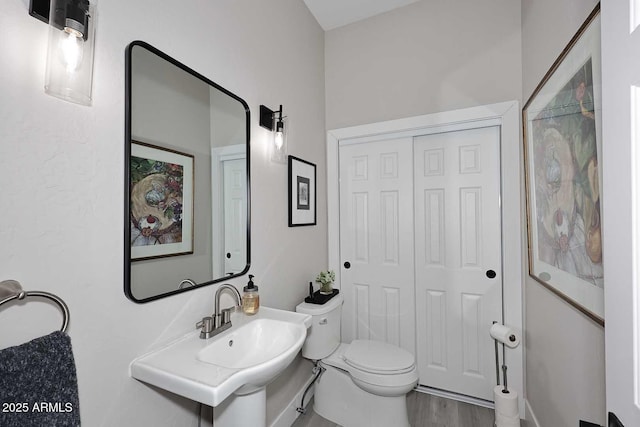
[[226, 253, 231, 259], [486, 269, 496, 279], [344, 261, 351, 269]]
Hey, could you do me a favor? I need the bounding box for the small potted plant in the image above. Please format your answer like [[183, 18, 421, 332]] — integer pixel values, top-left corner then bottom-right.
[[316, 270, 336, 294]]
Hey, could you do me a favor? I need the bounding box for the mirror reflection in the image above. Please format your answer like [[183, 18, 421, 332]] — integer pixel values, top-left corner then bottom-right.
[[125, 41, 250, 303]]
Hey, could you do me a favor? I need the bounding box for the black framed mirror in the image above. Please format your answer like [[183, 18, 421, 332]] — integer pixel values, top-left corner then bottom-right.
[[124, 41, 250, 303]]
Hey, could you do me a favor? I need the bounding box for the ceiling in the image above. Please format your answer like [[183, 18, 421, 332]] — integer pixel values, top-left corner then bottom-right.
[[303, 0, 420, 31]]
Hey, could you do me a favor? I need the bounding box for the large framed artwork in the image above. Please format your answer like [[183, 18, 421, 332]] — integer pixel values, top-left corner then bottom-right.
[[130, 141, 194, 260], [522, 4, 603, 325], [288, 155, 316, 227]]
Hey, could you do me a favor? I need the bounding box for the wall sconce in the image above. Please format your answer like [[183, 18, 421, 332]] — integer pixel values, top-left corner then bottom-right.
[[260, 104, 288, 163], [29, 0, 97, 106]]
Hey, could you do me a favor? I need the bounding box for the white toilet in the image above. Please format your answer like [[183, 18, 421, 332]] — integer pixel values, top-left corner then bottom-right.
[[296, 294, 418, 427]]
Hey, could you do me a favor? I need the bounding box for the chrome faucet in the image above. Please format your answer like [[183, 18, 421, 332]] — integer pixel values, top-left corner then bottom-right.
[[196, 284, 242, 339]]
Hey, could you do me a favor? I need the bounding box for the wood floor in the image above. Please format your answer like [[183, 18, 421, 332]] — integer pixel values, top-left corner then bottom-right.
[[291, 391, 495, 427]]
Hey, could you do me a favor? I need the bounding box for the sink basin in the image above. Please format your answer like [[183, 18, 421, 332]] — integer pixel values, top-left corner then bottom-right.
[[197, 318, 303, 369], [130, 307, 311, 408]]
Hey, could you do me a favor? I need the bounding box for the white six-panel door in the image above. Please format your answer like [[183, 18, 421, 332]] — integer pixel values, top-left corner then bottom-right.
[[339, 137, 416, 354], [338, 127, 502, 401], [414, 126, 502, 401], [223, 158, 247, 275]]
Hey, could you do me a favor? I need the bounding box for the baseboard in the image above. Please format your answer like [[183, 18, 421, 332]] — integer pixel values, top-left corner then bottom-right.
[[524, 399, 542, 427], [269, 374, 316, 427]]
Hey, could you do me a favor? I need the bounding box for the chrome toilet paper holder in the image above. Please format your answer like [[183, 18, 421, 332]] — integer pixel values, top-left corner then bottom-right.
[[492, 320, 515, 393]]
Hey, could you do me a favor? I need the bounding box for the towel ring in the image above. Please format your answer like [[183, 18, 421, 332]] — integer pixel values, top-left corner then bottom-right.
[[0, 290, 70, 333]]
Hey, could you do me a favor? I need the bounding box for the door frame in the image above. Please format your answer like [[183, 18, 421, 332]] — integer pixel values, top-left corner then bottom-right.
[[602, 1, 640, 424], [326, 101, 524, 416], [211, 144, 246, 278]]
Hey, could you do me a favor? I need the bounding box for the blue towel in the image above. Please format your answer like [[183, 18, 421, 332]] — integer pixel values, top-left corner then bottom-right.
[[0, 331, 81, 426]]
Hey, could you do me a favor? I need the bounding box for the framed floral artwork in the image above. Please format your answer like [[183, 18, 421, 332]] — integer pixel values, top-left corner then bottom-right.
[[130, 141, 194, 260], [522, 5, 603, 325]]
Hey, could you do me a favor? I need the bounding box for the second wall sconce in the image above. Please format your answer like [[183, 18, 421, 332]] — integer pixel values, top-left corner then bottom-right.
[[260, 104, 288, 163], [30, 0, 97, 106]]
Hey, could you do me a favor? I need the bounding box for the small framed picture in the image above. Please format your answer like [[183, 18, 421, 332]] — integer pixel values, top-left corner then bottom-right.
[[288, 155, 316, 226], [130, 141, 194, 260]]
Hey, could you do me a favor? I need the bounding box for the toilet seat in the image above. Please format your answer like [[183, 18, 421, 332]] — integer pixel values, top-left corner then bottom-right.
[[322, 341, 419, 396], [343, 340, 415, 374]]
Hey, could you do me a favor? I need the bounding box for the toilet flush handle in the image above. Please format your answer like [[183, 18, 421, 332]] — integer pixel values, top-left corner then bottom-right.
[[319, 318, 328, 325]]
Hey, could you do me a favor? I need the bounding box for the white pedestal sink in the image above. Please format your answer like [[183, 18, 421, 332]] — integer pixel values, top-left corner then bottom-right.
[[130, 307, 312, 427]]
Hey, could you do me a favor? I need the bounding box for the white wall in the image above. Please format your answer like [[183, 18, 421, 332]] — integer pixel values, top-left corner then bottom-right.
[[521, 1, 605, 426], [0, 0, 325, 426], [325, 0, 522, 129]]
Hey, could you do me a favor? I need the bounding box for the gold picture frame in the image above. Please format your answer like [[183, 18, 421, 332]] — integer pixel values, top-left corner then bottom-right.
[[522, 4, 603, 325]]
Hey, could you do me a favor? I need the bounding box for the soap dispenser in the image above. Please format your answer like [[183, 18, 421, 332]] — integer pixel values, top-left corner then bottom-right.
[[242, 275, 259, 315]]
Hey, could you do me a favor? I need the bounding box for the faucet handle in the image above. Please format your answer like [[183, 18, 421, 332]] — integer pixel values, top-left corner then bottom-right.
[[221, 308, 232, 325], [196, 316, 214, 331]]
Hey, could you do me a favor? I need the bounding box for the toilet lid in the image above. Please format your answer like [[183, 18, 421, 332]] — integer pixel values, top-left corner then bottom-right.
[[343, 340, 415, 374]]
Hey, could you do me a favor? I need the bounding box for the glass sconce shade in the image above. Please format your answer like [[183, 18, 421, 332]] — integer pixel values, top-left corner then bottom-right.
[[44, 0, 96, 106], [271, 116, 287, 163], [274, 131, 284, 149], [259, 104, 288, 163]]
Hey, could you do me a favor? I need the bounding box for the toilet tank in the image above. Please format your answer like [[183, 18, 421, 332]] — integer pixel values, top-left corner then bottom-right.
[[295, 293, 343, 360]]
